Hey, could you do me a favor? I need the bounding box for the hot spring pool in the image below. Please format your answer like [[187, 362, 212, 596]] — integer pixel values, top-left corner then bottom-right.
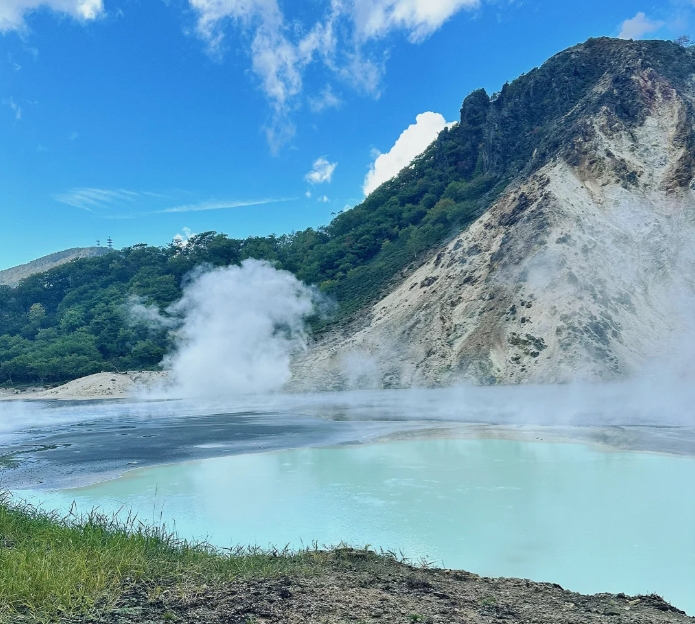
[[15, 438, 695, 614]]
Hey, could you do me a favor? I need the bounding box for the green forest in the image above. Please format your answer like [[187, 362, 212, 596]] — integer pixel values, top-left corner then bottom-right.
[[1, 38, 690, 385], [0, 126, 500, 385]]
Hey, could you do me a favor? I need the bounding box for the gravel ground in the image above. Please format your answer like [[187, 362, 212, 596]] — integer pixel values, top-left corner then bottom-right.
[[64, 550, 692, 624]]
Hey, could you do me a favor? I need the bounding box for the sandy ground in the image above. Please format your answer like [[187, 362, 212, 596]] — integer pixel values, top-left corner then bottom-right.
[[0, 371, 168, 401]]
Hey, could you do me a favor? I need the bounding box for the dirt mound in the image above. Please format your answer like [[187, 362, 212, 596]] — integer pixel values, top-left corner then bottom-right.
[[21, 371, 168, 400], [62, 550, 692, 624]]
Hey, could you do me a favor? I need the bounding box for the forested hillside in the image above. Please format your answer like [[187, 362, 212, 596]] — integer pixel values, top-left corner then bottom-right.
[[1, 37, 690, 385]]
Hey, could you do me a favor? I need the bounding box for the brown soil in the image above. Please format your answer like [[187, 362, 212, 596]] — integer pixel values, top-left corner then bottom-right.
[[65, 550, 692, 624]]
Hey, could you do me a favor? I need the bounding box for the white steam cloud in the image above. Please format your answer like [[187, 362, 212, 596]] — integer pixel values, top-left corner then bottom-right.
[[159, 260, 318, 398]]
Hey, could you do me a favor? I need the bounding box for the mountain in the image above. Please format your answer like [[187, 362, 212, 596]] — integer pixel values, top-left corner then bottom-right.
[[291, 37, 695, 388], [0, 247, 109, 287], [1, 37, 694, 387]]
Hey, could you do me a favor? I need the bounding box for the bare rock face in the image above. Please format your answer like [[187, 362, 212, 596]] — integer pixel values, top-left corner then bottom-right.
[[291, 45, 695, 390]]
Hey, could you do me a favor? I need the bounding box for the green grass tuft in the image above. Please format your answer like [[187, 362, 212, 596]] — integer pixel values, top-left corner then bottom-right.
[[0, 493, 333, 623]]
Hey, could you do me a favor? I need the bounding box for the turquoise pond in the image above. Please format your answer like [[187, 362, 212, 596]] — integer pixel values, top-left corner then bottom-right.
[[16, 438, 695, 614]]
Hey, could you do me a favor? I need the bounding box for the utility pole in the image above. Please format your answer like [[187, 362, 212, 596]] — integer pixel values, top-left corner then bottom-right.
[[107, 236, 113, 249], [96, 239, 101, 247]]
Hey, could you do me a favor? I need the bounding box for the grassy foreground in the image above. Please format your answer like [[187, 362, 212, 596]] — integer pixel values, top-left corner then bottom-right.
[[0, 494, 335, 623], [1, 495, 692, 624]]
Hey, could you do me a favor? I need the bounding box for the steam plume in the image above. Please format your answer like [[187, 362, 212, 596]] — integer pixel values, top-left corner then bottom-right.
[[161, 260, 318, 398]]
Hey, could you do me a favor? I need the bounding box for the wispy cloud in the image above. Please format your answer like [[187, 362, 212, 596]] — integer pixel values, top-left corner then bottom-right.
[[8, 54, 21, 71], [305, 156, 337, 184], [618, 12, 664, 39], [186, 0, 482, 150], [54, 187, 291, 217], [308, 84, 341, 112], [54, 188, 142, 211], [0, 0, 103, 33], [353, 0, 480, 43], [4, 97, 22, 120], [159, 197, 295, 213]]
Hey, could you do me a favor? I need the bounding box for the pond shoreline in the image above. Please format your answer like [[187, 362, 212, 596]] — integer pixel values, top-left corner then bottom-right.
[[4, 401, 695, 621], [60, 550, 694, 624]]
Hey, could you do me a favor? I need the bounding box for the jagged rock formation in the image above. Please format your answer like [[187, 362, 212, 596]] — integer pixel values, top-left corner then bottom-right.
[[291, 38, 695, 389], [0, 247, 109, 287]]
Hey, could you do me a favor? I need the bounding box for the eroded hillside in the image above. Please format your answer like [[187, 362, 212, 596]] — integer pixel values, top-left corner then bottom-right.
[[291, 40, 695, 389]]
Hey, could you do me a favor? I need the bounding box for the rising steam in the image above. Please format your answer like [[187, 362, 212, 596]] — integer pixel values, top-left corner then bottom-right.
[[139, 260, 320, 398]]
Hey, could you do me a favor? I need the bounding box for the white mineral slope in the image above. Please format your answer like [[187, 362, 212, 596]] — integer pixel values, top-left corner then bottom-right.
[[291, 69, 695, 389], [0, 371, 168, 401]]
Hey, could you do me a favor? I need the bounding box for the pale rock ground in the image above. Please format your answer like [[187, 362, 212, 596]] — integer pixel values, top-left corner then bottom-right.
[[0, 371, 168, 401], [291, 69, 695, 390]]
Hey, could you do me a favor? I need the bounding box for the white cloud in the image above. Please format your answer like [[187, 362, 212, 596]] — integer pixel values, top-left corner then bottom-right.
[[4, 97, 21, 120], [305, 190, 312, 198], [186, 0, 480, 149], [363, 111, 452, 196], [68, 131, 78, 140], [189, 0, 334, 112], [54, 188, 140, 211], [352, 0, 480, 43], [173, 226, 196, 246], [188, 0, 339, 152], [309, 84, 341, 112], [54, 188, 293, 216], [160, 197, 293, 213], [618, 12, 664, 40], [318, 194, 329, 202], [305, 156, 337, 184], [0, 0, 103, 32]]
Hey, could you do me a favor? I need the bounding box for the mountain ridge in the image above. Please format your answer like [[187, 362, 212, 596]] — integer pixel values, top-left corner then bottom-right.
[[0, 247, 110, 287], [291, 37, 695, 388]]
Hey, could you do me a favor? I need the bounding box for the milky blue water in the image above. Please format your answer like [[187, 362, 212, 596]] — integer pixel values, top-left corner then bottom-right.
[[16, 438, 695, 614]]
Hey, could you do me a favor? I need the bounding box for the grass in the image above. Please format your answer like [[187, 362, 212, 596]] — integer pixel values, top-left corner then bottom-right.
[[0, 493, 335, 623]]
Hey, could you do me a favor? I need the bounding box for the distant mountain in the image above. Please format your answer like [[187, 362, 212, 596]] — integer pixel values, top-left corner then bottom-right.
[[0, 247, 110, 287]]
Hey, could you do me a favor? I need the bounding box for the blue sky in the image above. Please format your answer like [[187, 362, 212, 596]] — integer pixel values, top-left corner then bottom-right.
[[0, 0, 691, 268]]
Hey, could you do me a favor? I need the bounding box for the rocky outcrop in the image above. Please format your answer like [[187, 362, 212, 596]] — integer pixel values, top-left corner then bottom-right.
[[291, 40, 695, 389]]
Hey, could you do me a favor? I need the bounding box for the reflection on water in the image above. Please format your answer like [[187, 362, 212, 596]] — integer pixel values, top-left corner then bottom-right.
[[17, 438, 695, 614]]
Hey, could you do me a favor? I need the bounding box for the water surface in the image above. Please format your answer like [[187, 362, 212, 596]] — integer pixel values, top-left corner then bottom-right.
[[17, 438, 695, 614], [3, 387, 695, 489]]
